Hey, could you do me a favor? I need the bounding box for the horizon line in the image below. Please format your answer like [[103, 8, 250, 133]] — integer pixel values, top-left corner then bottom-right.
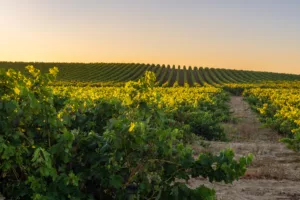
[[0, 60, 299, 76]]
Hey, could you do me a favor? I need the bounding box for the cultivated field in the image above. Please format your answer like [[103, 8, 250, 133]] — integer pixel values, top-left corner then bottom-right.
[[1, 62, 300, 86], [0, 63, 299, 199]]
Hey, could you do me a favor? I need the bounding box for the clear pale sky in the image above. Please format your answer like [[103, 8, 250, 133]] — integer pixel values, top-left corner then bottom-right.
[[1, 0, 300, 74]]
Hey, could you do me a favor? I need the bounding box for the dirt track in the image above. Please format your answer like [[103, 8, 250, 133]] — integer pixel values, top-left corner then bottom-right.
[[190, 96, 300, 200]]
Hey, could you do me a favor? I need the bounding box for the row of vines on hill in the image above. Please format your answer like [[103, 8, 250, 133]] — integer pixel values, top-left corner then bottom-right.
[[0, 66, 253, 200], [1, 62, 299, 87]]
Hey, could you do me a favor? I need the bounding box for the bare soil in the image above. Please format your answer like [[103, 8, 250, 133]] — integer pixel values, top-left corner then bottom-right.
[[190, 96, 300, 200]]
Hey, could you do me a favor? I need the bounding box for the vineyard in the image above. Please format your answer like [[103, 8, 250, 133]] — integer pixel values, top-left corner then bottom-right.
[[1, 62, 300, 86], [1, 65, 300, 199], [244, 88, 300, 152]]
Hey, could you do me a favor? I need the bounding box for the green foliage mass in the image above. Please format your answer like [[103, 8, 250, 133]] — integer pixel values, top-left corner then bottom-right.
[[0, 67, 252, 199]]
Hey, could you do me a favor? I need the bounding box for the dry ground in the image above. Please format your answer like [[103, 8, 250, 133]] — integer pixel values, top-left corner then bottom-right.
[[190, 96, 300, 200]]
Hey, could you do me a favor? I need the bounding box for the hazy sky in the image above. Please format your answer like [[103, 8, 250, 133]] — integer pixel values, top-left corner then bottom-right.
[[1, 0, 300, 74]]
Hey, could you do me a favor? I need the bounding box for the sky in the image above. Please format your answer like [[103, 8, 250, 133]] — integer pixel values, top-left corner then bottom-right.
[[1, 0, 300, 74]]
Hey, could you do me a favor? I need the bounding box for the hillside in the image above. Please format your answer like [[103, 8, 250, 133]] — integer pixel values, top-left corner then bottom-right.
[[1, 63, 300, 199], [1, 61, 300, 86]]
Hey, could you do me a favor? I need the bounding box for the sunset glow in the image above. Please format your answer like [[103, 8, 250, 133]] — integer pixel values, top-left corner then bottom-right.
[[1, 0, 300, 74]]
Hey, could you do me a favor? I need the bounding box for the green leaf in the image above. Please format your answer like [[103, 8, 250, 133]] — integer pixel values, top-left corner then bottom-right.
[[109, 175, 123, 189], [5, 101, 17, 112]]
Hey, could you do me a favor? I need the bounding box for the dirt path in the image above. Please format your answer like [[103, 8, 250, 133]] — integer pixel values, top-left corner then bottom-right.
[[191, 96, 300, 200]]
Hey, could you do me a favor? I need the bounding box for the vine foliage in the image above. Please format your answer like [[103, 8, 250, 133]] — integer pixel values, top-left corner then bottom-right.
[[0, 67, 252, 199]]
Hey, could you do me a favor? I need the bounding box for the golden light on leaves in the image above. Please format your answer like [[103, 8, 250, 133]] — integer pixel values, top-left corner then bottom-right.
[[129, 122, 135, 132], [14, 87, 20, 95], [49, 67, 59, 76]]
